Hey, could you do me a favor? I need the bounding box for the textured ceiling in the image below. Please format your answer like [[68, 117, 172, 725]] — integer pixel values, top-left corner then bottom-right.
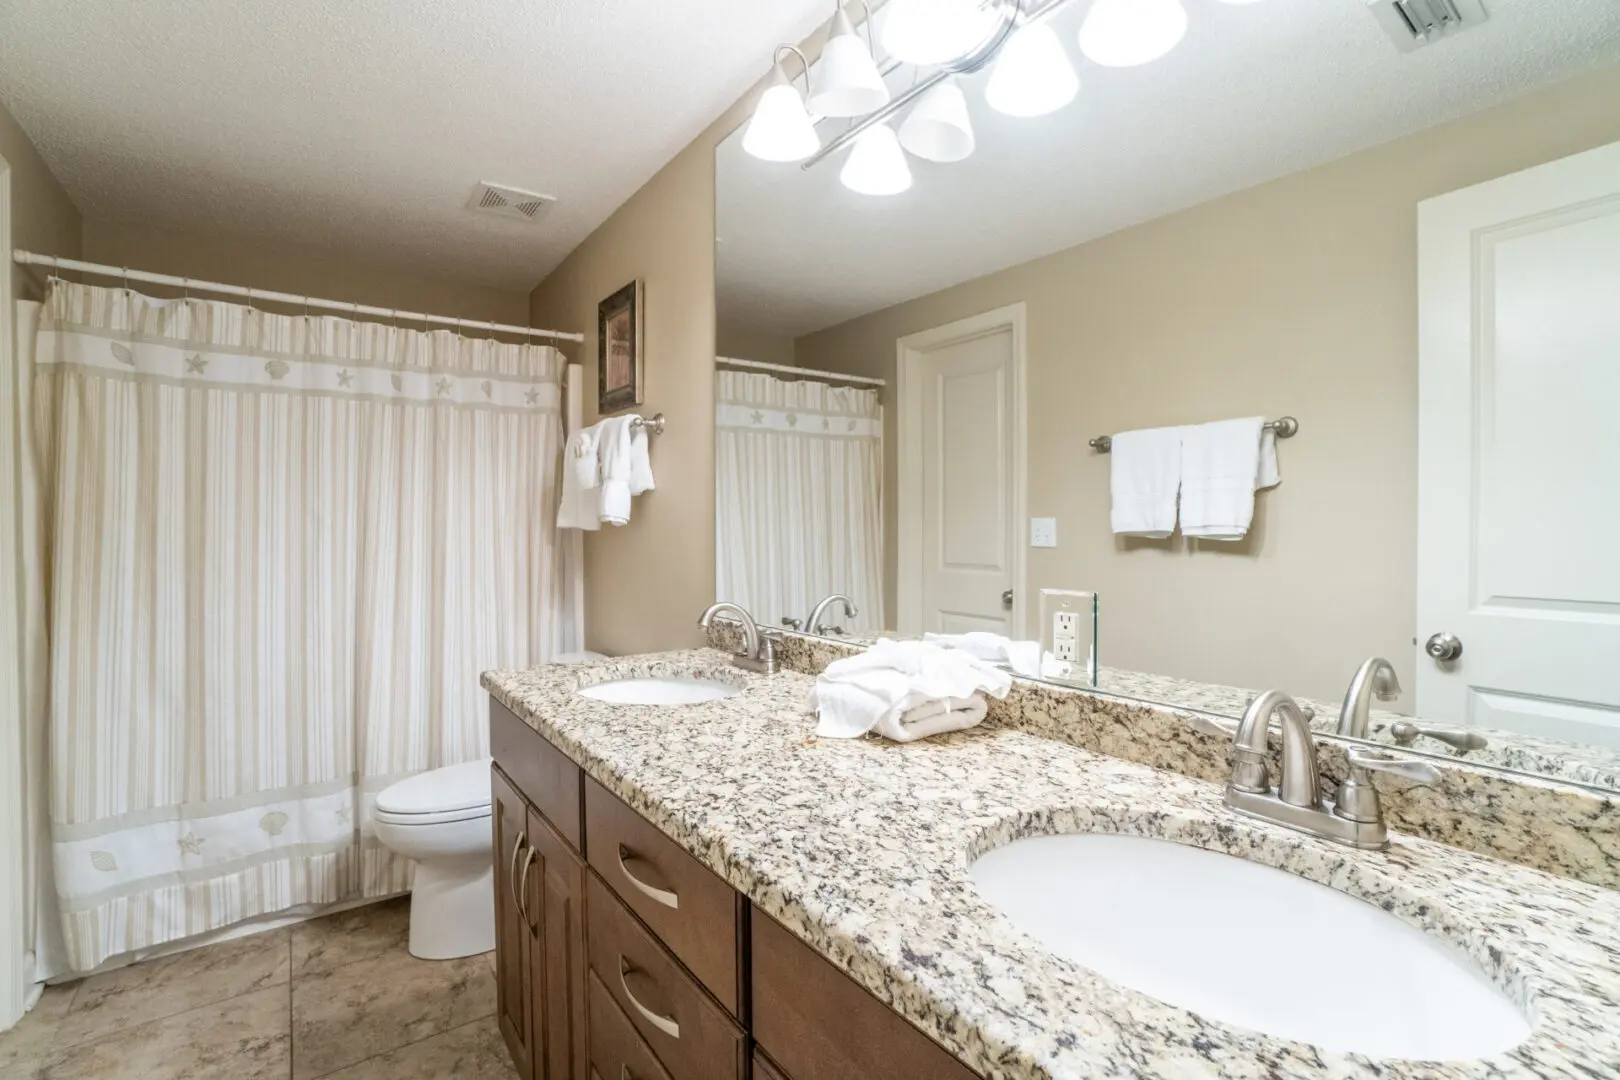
[[0, 0, 832, 291], [717, 0, 1620, 342]]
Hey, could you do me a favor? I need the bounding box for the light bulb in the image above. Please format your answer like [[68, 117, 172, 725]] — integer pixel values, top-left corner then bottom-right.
[[743, 72, 819, 163], [880, 0, 1000, 67], [840, 123, 912, 196], [1078, 0, 1188, 68], [898, 76, 975, 163], [986, 21, 1078, 118], [809, 7, 889, 118]]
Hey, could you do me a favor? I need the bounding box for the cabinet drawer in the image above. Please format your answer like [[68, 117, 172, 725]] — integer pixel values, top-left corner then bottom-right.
[[586, 872, 745, 1080], [587, 969, 673, 1080], [491, 697, 582, 850], [752, 909, 979, 1080], [584, 778, 742, 1014]]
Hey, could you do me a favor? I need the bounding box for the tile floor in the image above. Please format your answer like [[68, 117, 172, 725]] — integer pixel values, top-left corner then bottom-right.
[[0, 898, 519, 1080]]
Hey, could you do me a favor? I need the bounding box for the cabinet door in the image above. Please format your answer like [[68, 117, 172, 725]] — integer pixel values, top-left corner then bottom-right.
[[493, 766, 536, 1079], [528, 807, 588, 1080]]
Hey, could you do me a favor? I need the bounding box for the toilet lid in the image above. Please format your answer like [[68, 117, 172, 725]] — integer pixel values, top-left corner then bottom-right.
[[375, 759, 493, 817]]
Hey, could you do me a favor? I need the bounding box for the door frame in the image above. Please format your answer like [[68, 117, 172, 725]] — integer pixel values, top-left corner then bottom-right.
[[894, 302, 1028, 637]]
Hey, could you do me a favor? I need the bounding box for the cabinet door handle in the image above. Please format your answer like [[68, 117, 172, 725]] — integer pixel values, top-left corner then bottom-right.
[[516, 845, 538, 931], [618, 956, 680, 1039], [616, 844, 679, 909], [620, 1067, 635, 1080], [508, 830, 528, 923]]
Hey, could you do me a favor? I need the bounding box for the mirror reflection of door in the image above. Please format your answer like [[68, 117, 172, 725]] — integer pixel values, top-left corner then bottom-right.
[[897, 306, 1026, 638], [1417, 141, 1620, 748]]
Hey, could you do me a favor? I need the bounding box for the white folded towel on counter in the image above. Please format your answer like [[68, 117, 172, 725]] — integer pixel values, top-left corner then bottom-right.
[[923, 632, 1042, 679], [808, 638, 1012, 743], [1179, 417, 1279, 541], [1109, 425, 1185, 537]]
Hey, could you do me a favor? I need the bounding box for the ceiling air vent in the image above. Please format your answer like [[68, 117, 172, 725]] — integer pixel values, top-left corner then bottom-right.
[[1367, 0, 1488, 52], [466, 181, 556, 224]]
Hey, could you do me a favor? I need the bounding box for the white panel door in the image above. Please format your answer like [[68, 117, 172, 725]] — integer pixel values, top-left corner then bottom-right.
[[1416, 140, 1620, 747], [907, 322, 1018, 635]]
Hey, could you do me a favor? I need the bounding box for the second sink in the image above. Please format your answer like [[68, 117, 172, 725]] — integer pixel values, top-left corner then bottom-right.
[[969, 833, 1531, 1060], [575, 676, 741, 705]]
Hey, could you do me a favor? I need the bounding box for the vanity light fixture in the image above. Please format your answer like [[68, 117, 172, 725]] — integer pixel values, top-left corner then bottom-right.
[[840, 122, 913, 195], [808, 2, 889, 118], [756, 0, 1260, 191], [1077, 0, 1189, 68], [898, 76, 976, 163], [743, 46, 820, 163], [986, 20, 1079, 118]]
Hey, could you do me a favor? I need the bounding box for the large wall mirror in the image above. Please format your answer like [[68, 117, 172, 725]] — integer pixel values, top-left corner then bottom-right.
[[712, 0, 1620, 793]]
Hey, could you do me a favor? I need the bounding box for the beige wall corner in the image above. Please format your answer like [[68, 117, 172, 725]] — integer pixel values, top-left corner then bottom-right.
[[0, 99, 82, 299], [80, 220, 531, 325], [794, 66, 1620, 702]]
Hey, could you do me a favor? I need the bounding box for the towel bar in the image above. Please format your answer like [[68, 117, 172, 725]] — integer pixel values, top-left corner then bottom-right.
[[630, 413, 665, 435], [1089, 416, 1296, 453]]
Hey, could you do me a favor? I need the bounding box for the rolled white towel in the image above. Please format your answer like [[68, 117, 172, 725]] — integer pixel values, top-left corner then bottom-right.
[[876, 695, 988, 743], [808, 639, 1011, 741]]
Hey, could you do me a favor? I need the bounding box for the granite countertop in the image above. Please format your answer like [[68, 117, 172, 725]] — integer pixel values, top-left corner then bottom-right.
[[481, 649, 1620, 1080]]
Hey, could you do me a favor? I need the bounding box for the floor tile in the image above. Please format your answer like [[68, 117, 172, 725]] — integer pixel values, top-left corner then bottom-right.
[[61, 928, 290, 1045], [291, 947, 495, 1080], [0, 984, 77, 1072], [310, 1016, 517, 1080], [3, 985, 289, 1080], [291, 898, 410, 978]]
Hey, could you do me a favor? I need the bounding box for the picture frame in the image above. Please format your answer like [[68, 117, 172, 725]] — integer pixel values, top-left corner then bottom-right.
[[597, 279, 644, 414]]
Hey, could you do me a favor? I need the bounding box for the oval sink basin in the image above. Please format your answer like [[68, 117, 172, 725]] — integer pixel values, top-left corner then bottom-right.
[[575, 676, 740, 706], [970, 834, 1530, 1060]]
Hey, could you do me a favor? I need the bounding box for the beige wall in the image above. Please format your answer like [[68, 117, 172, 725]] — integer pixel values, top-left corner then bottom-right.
[[1, 100, 81, 300], [716, 323, 797, 367], [794, 67, 1620, 703], [529, 107, 748, 655], [82, 220, 530, 325]]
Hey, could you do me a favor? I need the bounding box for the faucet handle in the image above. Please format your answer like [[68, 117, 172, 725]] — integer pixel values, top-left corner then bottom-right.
[[1347, 749, 1441, 785]]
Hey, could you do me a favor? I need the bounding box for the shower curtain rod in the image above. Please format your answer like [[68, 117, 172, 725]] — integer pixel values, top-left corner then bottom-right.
[[718, 355, 886, 387], [11, 250, 585, 344]]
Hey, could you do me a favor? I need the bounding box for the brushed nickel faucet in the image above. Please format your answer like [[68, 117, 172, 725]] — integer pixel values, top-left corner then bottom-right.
[[1390, 721, 1487, 752], [805, 594, 857, 636], [1337, 657, 1402, 738], [1225, 689, 1439, 850], [697, 602, 780, 674]]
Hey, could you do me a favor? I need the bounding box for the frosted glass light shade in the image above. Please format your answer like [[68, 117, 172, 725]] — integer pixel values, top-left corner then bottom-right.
[[743, 77, 819, 163], [1078, 0, 1188, 67], [898, 77, 974, 163], [986, 22, 1078, 117], [809, 9, 890, 118], [840, 123, 912, 196], [880, 0, 999, 66]]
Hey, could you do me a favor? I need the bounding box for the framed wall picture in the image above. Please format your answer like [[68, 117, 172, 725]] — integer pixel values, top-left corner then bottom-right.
[[598, 279, 643, 414]]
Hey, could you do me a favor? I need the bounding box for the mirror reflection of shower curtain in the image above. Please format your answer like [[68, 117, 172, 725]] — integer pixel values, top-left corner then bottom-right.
[[715, 368, 883, 632]]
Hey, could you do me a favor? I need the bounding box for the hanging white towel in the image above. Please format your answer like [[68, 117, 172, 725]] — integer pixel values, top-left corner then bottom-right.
[[1109, 425, 1185, 537], [596, 416, 641, 526], [807, 638, 1012, 742], [923, 632, 1042, 679], [558, 424, 602, 532], [1179, 417, 1280, 541]]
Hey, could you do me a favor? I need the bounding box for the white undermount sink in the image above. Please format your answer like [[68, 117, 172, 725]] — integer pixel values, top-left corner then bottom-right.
[[970, 834, 1531, 1060], [575, 676, 740, 706]]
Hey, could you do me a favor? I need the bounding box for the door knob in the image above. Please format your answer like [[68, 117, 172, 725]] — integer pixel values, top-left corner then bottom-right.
[[1001, 589, 1014, 609], [1424, 632, 1462, 662]]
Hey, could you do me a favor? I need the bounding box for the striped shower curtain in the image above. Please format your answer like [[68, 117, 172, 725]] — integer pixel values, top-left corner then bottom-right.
[[33, 281, 573, 971]]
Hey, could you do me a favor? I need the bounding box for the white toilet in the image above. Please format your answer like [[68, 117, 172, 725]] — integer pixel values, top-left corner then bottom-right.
[[373, 758, 495, 960]]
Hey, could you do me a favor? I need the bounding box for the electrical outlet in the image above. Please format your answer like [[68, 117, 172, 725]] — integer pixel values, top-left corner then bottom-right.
[[1030, 517, 1057, 548], [1052, 611, 1080, 662]]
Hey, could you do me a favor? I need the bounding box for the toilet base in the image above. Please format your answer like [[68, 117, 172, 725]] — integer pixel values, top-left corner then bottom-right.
[[406, 854, 495, 960]]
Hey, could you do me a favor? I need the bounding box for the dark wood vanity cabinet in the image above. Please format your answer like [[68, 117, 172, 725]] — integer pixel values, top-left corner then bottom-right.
[[489, 696, 982, 1080]]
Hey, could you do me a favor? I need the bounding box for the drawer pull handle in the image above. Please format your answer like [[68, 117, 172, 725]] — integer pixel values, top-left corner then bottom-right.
[[616, 844, 679, 909], [508, 830, 528, 922], [618, 957, 680, 1040], [620, 1068, 635, 1080], [516, 845, 538, 931]]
